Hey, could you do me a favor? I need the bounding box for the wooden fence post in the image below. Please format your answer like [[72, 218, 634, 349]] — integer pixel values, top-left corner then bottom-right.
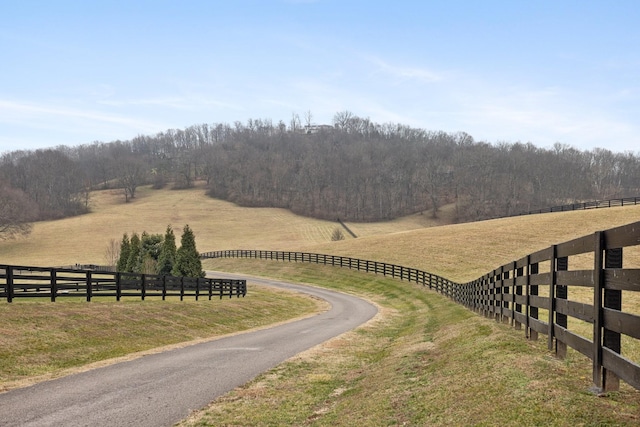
[[593, 231, 604, 392], [180, 276, 184, 301], [515, 266, 523, 330], [116, 272, 121, 301], [162, 275, 167, 301], [50, 268, 57, 302], [548, 246, 557, 351], [86, 271, 92, 302], [502, 268, 510, 324], [7, 266, 14, 303], [141, 274, 146, 301], [529, 261, 539, 341], [556, 256, 568, 359], [603, 247, 623, 391]]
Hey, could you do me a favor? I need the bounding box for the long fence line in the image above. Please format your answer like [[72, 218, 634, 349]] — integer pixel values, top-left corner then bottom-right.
[[0, 265, 247, 302], [513, 196, 640, 217], [201, 220, 640, 393]]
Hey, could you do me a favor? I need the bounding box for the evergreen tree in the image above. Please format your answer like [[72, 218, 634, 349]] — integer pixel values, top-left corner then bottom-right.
[[126, 232, 141, 273], [139, 232, 163, 274], [172, 225, 205, 278], [157, 225, 177, 275], [116, 233, 130, 272]]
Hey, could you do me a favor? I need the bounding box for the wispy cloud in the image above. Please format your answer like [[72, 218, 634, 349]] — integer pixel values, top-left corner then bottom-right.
[[98, 96, 241, 111], [0, 99, 168, 146], [0, 99, 151, 127], [365, 56, 442, 83]]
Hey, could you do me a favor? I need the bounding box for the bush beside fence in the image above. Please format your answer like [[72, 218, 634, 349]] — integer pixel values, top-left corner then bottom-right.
[[0, 265, 246, 302], [201, 220, 640, 393]]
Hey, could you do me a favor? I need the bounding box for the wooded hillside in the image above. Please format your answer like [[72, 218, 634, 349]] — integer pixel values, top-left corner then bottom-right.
[[1, 111, 638, 225]]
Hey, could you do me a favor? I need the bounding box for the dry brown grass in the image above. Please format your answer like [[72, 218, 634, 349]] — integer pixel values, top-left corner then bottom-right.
[[0, 183, 454, 267], [2, 184, 638, 281], [304, 205, 640, 282]]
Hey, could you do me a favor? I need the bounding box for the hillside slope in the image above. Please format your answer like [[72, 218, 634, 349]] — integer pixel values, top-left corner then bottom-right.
[[0, 185, 451, 267], [0, 184, 637, 282], [304, 205, 640, 282]]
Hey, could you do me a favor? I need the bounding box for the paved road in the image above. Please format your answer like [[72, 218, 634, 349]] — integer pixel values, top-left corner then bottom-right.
[[0, 274, 377, 427]]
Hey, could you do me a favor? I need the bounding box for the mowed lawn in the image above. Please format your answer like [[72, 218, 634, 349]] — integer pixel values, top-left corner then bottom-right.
[[1, 185, 640, 425]]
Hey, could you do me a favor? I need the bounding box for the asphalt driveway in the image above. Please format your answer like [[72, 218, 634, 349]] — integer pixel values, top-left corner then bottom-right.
[[0, 273, 377, 427]]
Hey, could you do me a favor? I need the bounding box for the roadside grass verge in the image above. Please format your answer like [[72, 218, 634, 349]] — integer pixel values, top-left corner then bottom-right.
[[184, 260, 640, 426], [0, 285, 321, 392]]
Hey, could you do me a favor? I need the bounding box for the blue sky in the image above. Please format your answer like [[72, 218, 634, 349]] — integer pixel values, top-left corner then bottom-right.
[[1, 0, 639, 153]]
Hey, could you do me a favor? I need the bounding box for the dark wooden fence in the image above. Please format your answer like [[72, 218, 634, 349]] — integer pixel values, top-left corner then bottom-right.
[[201, 220, 640, 393], [0, 265, 246, 302], [513, 196, 640, 217]]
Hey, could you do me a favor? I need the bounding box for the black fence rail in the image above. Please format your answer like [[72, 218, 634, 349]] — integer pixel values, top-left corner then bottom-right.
[[0, 265, 247, 302], [514, 196, 640, 217], [201, 220, 640, 393]]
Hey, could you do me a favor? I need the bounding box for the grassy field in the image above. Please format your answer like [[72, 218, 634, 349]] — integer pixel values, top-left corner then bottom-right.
[[1, 185, 640, 425]]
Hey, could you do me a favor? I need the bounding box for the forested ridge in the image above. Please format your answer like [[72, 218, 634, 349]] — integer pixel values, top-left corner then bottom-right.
[[1, 111, 639, 231]]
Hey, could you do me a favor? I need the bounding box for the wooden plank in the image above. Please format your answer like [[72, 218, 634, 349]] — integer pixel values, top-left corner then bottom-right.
[[605, 269, 640, 291], [603, 221, 640, 249], [530, 272, 551, 286], [529, 295, 548, 309], [555, 270, 593, 287], [530, 248, 551, 265], [602, 348, 640, 390], [554, 325, 593, 359], [514, 294, 527, 305], [514, 311, 527, 325], [529, 317, 549, 334], [602, 308, 640, 340], [555, 299, 594, 323], [556, 234, 595, 258]]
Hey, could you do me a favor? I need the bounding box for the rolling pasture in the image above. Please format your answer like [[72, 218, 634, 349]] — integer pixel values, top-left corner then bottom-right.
[[2, 185, 640, 425]]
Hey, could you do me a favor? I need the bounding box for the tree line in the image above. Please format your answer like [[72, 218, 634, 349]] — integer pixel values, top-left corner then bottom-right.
[[0, 111, 638, 236]]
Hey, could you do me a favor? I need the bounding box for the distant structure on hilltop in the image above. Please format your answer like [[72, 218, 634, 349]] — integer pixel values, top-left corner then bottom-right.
[[300, 124, 335, 134]]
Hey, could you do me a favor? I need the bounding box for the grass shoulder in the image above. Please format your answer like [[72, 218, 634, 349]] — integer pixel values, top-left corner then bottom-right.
[[0, 284, 321, 392], [183, 260, 640, 426]]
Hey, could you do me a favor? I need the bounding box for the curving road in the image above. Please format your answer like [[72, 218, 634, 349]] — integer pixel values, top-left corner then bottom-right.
[[0, 274, 377, 427]]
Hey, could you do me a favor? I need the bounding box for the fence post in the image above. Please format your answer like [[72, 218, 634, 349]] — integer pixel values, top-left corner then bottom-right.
[[7, 266, 14, 303], [593, 231, 604, 391], [141, 274, 146, 301], [502, 268, 510, 324], [556, 256, 568, 359], [116, 272, 121, 301], [162, 275, 167, 301], [514, 265, 523, 330], [180, 277, 184, 301], [86, 271, 92, 302], [548, 246, 557, 351], [50, 268, 57, 302], [208, 278, 213, 300], [603, 247, 623, 391], [195, 277, 200, 301], [529, 261, 539, 341]]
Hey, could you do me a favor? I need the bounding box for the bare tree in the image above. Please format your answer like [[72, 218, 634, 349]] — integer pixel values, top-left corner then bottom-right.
[[0, 183, 38, 239], [118, 157, 146, 202], [103, 238, 120, 269]]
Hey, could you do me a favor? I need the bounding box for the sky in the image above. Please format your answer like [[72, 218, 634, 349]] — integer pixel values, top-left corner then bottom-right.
[[1, 0, 639, 153]]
